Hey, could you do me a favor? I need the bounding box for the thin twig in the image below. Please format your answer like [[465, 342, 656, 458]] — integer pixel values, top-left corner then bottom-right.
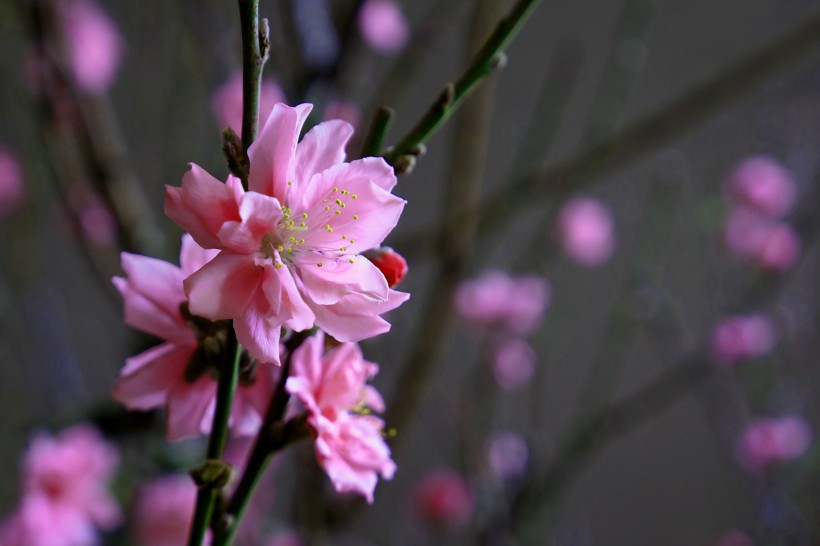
[[383, 0, 543, 165], [238, 0, 269, 156], [394, 10, 820, 259], [360, 106, 394, 158]]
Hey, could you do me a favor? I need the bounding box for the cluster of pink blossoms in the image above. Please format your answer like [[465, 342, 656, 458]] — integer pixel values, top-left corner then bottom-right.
[[722, 156, 801, 273], [114, 102, 406, 500], [456, 271, 550, 390], [711, 313, 776, 366], [286, 331, 395, 502], [0, 425, 121, 546], [735, 415, 812, 472]]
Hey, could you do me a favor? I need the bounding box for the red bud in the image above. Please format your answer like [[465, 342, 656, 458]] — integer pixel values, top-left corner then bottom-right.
[[364, 247, 408, 288]]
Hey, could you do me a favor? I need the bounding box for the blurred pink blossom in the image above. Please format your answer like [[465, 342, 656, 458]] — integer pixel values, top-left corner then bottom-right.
[[487, 432, 529, 480], [113, 235, 277, 440], [131, 475, 197, 546], [0, 424, 120, 546], [323, 99, 361, 132], [455, 271, 550, 335], [493, 338, 537, 390], [716, 530, 754, 546], [0, 148, 25, 218], [211, 72, 286, 134], [711, 314, 776, 366], [756, 223, 801, 273], [724, 156, 796, 219], [58, 0, 124, 94], [555, 196, 616, 267], [723, 209, 800, 273], [735, 416, 812, 472], [286, 332, 395, 503], [79, 199, 117, 245], [412, 469, 474, 530], [358, 0, 409, 54]]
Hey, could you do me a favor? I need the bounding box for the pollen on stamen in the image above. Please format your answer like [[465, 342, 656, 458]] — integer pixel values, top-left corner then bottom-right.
[[302, 213, 308, 218], [332, 187, 339, 193], [317, 262, 323, 267], [353, 215, 359, 220], [277, 245, 284, 252], [287, 181, 293, 186], [335, 199, 343, 206], [335, 210, 341, 215], [342, 235, 347, 239], [300, 221, 306, 227], [349, 258, 354, 264], [325, 205, 330, 211], [342, 189, 350, 195], [352, 194, 358, 199]]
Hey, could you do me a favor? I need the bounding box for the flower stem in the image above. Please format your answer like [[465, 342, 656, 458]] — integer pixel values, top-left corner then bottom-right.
[[186, 334, 242, 546], [211, 330, 315, 546], [383, 0, 542, 165], [360, 106, 394, 158], [238, 0, 269, 155]]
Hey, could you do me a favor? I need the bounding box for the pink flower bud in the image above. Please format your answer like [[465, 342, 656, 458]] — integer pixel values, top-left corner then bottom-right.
[[756, 223, 800, 273], [555, 197, 616, 267], [358, 0, 409, 54], [211, 72, 286, 134], [724, 156, 796, 219], [412, 470, 474, 530], [493, 338, 537, 390], [711, 314, 776, 366], [735, 416, 812, 472], [59, 0, 124, 94], [455, 271, 550, 335], [716, 530, 754, 546], [0, 148, 25, 218], [365, 247, 408, 288], [487, 432, 529, 480]]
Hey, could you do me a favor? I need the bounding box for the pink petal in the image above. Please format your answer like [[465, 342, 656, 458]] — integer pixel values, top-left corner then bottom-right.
[[263, 262, 315, 331], [297, 254, 388, 305], [120, 252, 186, 318], [113, 276, 190, 343], [165, 164, 242, 249], [248, 103, 313, 200], [310, 289, 409, 342], [185, 252, 263, 320], [113, 341, 193, 410], [293, 119, 354, 184], [217, 192, 284, 254], [166, 375, 217, 440], [179, 234, 220, 277], [297, 164, 404, 254], [234, 302, 283, 364]]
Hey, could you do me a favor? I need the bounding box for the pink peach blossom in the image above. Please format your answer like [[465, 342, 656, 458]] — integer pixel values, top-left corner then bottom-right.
[[113, 235, 277, 440], [58, 0, 124, 94], [455, 270, 550, 335], [723, 209, 800, 272], [711, 314, 776, 366], [724, 156, 796, 219], [211, 72, 287, 134], [555, 196, 616, 266], [0, 149, 24, 218], [166, 103, 408, 364], [493, 338, 537, 390], [487, 432, 529, 480], [358, 0, 409, 54], [412, 469, 474, 530], [0, 424, 121, 546], [286, 332, 395, 503], [735, 416, 812, 472], [79, 199, 117, 245], [716, 530, 754, 546], [131, 475, 197, 546]]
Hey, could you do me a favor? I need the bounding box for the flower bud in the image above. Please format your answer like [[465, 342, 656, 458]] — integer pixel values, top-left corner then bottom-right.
[[364, 247, 408, 288]]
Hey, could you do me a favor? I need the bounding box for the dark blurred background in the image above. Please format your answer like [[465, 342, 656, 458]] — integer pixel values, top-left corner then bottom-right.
[[3, 0, 820, 544]]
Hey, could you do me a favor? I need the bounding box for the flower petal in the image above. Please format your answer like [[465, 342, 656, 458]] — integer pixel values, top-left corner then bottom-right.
[[184, 252, 263, 320], [297, 254, 388, 305], [234, 301, 283, 364], [248, 103, 312, 200], [293, 119, 354, 185], [165, 164, 241, 248], [165, 375, 217, 440], [179, 234, 220, 277], [113, 341, 193, 410], [310, 289, 409, 342]]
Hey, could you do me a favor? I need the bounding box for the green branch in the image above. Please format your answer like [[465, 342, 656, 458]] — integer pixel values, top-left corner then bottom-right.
[[186, 335, 242, 546], [383, 0, 542, 166]]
